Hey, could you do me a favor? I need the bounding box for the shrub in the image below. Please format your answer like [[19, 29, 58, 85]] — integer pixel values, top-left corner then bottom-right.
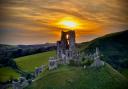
[[81, 59, 93, 66], [82, 57, 86, 61], [69, 60, 81, 66]]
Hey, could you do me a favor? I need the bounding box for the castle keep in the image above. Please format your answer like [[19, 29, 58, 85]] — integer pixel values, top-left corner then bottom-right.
[[56, 30, 79, 64]]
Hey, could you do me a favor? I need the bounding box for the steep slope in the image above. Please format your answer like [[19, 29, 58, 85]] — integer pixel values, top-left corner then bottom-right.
[[25, 64, 128, 89], [83, 30, 128, 69]]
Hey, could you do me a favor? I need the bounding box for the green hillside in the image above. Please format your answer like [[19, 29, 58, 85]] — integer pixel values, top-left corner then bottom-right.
[[25, 64, 128, 89], [15, 51, 55, 72], [0, 67, 20, 83], [1, 30, 128, 89], [0, 51, 55, 83], [120, 69, 128, 79], [82, 30, 128, 69]]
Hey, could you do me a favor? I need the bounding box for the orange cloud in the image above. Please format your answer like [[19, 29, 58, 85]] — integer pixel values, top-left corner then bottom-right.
[[0, 0, 128, 44]]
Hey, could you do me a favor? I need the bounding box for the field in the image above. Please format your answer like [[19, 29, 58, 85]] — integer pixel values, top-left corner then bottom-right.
[[0, 67, 20, 83], [15, 51, 55, 72], [25, 64, 128, 89], [0, 51, 55, 83]]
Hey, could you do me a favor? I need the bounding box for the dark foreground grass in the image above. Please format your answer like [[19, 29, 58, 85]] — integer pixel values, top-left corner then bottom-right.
[[120, 69, 128, 79], [25, 64, 128, 89]]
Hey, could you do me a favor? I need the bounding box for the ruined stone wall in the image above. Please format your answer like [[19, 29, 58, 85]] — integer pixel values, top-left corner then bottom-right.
[[68, 31, 75, 50], [57, 30, 76, 60]]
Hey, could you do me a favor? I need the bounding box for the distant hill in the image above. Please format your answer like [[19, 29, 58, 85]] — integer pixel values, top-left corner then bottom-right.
[[0, 43, 56, 67], [25, 64, 128, 89], [82, 30, 128, 69]]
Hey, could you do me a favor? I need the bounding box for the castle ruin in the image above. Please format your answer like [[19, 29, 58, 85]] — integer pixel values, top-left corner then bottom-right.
[[56, 30, 79, 64]]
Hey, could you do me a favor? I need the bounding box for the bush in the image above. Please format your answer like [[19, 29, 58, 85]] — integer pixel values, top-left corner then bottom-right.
[[69, 60, 81, 66], [82, 57, 86, 61], [81, 59, 93, 66]]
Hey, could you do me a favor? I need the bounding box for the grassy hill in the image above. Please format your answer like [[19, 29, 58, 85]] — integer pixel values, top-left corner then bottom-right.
[[0, 51, 55, 83], [1, 30, 128, 89], [25, 64, 128, 89], [0, 67, 20, 83], [82, 30, 128, 69], [15, 51, 55, 72], [120, 69, 128, 79]]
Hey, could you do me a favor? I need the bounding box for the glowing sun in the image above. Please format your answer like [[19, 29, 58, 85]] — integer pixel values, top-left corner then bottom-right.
[[57, 17, 80, 30], [59, 20, 77, 29]]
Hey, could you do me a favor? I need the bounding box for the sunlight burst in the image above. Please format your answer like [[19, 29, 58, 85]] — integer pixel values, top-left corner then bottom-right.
[[59, 20, 77, 29], [57, 17, 80, 30]]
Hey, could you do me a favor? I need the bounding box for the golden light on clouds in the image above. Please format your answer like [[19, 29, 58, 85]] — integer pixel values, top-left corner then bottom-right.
[[57, 17, 81, 30], [0, 0, 128, 44], [59, 20, 77, 29]]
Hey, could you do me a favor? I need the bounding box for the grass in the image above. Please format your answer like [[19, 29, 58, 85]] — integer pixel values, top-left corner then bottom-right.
[[0, 51, 55, 83], [119, 69, 128, 79], [15, 51, 55, 72], [25, 64, 128, 89], [1, 48, 128, 89], [0, 67, 20, 83]]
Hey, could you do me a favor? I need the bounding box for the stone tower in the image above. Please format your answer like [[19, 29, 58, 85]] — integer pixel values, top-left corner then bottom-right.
[[57, 30, 77, 63], [91, 47, 104, 67], [59, 30, 75, 50]]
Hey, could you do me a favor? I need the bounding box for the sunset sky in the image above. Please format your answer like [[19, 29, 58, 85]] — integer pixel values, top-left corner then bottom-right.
[[0, 0, 128, 44]]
